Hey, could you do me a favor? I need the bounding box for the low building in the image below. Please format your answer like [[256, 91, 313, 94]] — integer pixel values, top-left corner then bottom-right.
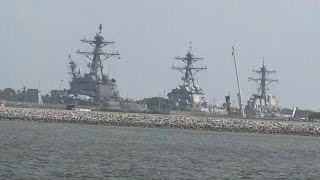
[[16, 88, 39, 103]]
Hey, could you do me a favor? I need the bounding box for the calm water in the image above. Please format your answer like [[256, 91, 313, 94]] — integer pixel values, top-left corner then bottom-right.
[[1, 120, 320, 179]]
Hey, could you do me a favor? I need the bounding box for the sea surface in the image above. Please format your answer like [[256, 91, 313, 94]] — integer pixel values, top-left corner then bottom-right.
[[0, 120, 320, 179]]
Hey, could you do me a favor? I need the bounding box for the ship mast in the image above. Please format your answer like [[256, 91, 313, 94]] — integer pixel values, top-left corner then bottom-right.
[[172, 42, 207, 87], [248, 58, 279, 106], [76, 24, 120, 81]]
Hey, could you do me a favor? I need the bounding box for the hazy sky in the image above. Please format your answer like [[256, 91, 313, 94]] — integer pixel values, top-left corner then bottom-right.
[[1, 0, 319, 110]]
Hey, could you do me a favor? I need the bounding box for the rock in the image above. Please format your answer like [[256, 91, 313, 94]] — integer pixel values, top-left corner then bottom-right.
[[0, 108, 320, 136]]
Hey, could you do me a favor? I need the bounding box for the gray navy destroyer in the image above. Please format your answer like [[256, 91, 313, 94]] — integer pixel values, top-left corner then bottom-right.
[[168, 42, 208, 111], [245, 59, 281, 118], [68, 24, 121, 108]]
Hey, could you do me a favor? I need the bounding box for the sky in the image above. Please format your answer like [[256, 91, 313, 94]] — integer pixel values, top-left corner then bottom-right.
[[0, 0, 319, 110]]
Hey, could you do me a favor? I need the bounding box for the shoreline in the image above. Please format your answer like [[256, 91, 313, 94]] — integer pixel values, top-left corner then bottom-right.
[[0, 107, 320, 137]]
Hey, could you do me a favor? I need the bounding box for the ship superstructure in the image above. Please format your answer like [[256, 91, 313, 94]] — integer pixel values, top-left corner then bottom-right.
[[245, 59, 280, 118], [68, 24, 121, 106], [167, 42, 208, 111]]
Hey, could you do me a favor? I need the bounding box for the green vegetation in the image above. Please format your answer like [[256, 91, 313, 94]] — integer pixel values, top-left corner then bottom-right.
[[0, 88, 16, 101], [139, 97, 168, 111], [281, 108, 314, 118], [308, 112, 320, 120], [41, 94, 51, 104], [139, 97, 195, 111]]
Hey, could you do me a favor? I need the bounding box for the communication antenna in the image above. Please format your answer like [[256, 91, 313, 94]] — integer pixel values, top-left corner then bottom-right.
[[248, 57, 279, 106], [99, 24, 102, 33], [76, 24, 120, 81], [172, 42, 207, 87]]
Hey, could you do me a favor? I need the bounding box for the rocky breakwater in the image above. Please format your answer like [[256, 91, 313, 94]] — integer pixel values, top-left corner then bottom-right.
[[1, 108, 320, 136]]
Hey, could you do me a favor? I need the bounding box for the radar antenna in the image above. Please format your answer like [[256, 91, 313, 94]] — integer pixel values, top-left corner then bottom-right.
[[99, 24, 102, 33], [76, 24, 120, 81], [248, 58, 279, 106], [171, 42, 207, 86]]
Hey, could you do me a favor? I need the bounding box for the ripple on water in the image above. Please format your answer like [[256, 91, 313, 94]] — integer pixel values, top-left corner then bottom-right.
[[0, 120, 320, 179]]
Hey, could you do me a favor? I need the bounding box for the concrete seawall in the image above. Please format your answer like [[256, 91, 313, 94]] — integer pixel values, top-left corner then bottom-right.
[[1, 108, 320, 136]]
